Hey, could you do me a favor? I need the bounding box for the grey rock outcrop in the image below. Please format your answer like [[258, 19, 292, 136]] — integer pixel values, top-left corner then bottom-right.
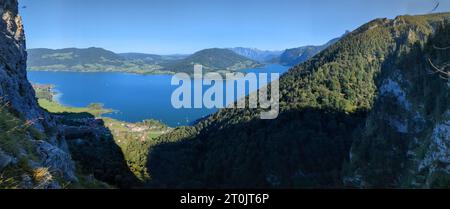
[[0, 0, 51, 130], [0, 0, 78, 187], [35, 140, 77, 182]]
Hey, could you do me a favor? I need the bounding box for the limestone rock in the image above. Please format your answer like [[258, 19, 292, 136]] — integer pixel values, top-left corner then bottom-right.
[[35, 140, 77, 182], [0, 0, 78, 188]]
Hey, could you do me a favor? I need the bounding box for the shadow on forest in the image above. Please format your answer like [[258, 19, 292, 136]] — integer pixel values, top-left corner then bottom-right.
[[55, 112, 140, 188], [147, 107, 368, 189]]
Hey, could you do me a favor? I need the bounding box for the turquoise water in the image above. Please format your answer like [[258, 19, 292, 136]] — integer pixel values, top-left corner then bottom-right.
[[28, 64, 289, 127]]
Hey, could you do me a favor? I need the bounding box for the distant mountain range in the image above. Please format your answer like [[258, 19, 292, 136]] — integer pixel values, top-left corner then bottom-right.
[[229, 33, 348, 66], [229, 47, 283, 62], [274, 32, 348, 66], [27, 34, 348, 74], [27, 47, 260, 74]]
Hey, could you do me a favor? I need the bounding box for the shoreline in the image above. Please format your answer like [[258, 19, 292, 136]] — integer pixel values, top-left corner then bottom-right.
[[27, 63, 287, 80], [32, 82, 173, 128]]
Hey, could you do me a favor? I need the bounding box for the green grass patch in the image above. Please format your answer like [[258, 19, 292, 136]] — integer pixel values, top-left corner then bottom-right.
[[38, 99, 112, 117]]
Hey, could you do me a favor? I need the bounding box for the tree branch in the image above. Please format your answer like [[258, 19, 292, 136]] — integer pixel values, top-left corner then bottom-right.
[[433, 45, 450, 50], [428, 58, 449, 80]]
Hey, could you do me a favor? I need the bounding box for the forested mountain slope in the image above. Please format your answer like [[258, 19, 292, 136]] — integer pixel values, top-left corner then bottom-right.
[[344, 18, 450, 188], [148, 13, 450, 188], [162, 48, 261, 73]]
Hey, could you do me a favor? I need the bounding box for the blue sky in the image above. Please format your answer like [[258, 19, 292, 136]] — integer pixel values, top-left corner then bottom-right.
[[19, 0, 450, 54]]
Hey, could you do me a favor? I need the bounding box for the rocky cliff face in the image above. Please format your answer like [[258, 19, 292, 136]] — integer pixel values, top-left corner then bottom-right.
[[344, 19, 450, 188], [0, 0, 45, 127], [0, 0, 77, 188], [1, 1, 141, 189]]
